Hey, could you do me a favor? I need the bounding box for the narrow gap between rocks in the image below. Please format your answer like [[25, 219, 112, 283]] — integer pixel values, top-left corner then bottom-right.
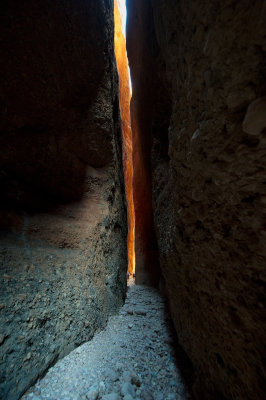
[[20, 3, 194, 399], [114, 0, 135, 279]]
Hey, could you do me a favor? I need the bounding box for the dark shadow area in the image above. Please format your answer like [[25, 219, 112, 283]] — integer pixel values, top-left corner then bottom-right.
[[162, 297, 195, 397], [0, 2, 128, 400]]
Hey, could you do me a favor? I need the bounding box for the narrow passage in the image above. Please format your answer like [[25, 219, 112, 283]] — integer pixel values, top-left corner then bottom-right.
[[22, 283, 191, 400]]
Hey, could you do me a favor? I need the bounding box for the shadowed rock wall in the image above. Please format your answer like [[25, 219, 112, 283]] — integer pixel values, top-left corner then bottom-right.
[[0, 1, 127, 399], [127, 0, 266, 399], [126, 0, 161, 286]]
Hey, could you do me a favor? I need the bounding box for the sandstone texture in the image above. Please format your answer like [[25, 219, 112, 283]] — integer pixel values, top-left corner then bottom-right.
[[127, 0, 266, 399], [114, 0, 135, 276], [0, 1, 127, 399]]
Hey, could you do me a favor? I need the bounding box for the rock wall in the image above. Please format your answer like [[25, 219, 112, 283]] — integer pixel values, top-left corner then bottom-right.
[[0, 1, 127, 399], [126, 0, 161, 286], [114, 0, 135, 276], [127, 0, 266, 399]]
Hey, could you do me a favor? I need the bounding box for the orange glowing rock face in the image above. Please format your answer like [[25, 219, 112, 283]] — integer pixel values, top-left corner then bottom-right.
[[114, 0, 135, 275]]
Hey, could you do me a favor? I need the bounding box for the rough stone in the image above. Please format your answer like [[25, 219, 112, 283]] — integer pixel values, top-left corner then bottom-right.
[[121, 382, 135, 398], [87, 384, 99, 400], [242, 97, 266, 135], [0, 1, 127, 399], [131, 372, 141, 387], [102, 394, 120, 400], [124, 395, 134, 400], [127, 1, 266, 399], [140, 387, 154, 400]]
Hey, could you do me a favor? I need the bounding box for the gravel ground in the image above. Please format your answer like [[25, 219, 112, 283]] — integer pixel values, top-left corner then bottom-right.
[[22, 281, 192, 400]]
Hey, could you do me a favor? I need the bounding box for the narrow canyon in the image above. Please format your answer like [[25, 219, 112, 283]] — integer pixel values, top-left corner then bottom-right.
[[0, 1, 265, 400]]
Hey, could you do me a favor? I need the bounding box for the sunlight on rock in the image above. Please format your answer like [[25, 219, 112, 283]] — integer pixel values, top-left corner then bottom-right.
[[114, 0, 135, 276]]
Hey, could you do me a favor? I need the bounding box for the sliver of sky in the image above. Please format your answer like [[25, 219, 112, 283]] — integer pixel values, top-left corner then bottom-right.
[[118, 0, 127, 36], [117, 0, 132, 92]]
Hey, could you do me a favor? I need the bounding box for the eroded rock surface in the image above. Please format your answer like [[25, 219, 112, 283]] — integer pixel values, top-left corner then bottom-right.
[[0, 1, 127, 399], [127, 0, 266, 399]]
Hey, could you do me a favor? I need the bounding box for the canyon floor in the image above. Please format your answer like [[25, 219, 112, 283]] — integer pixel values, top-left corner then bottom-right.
[[22, 281, 192, 400]]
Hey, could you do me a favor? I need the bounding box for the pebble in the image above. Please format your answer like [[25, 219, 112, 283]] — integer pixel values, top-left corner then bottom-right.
[[86, 384, 99, 400], [99, 381, 105, 396], [122, 371, 132, 382], [28, 395, 41, 400], [140, 387, 154, 400], [124, 395, 134, 400], [102, 394, 120, 400], [131, 372, 141, 387], [108, 370, 119, 382], [22, 283, 191, 400], [167, 395, 181, 400], [155, 393, 164, 400], [121, 382, 135, 398], [135, 310, 146, 316]]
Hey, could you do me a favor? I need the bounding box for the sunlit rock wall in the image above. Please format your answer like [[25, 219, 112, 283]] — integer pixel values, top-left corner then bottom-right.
[[0, 1, 127, 399], [127, 0, 266, 398], [114, 0, 135, 276]]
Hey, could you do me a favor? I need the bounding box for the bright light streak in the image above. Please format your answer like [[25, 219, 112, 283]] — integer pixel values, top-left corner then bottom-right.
[[117, 0, 132, 93], [114, 0, 135, 276], [118, 0, 127, 36]]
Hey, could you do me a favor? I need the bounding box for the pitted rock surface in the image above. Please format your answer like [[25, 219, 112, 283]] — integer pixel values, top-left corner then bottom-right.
[[126, 1, 266, 399], [0, 1, 127, 398]]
